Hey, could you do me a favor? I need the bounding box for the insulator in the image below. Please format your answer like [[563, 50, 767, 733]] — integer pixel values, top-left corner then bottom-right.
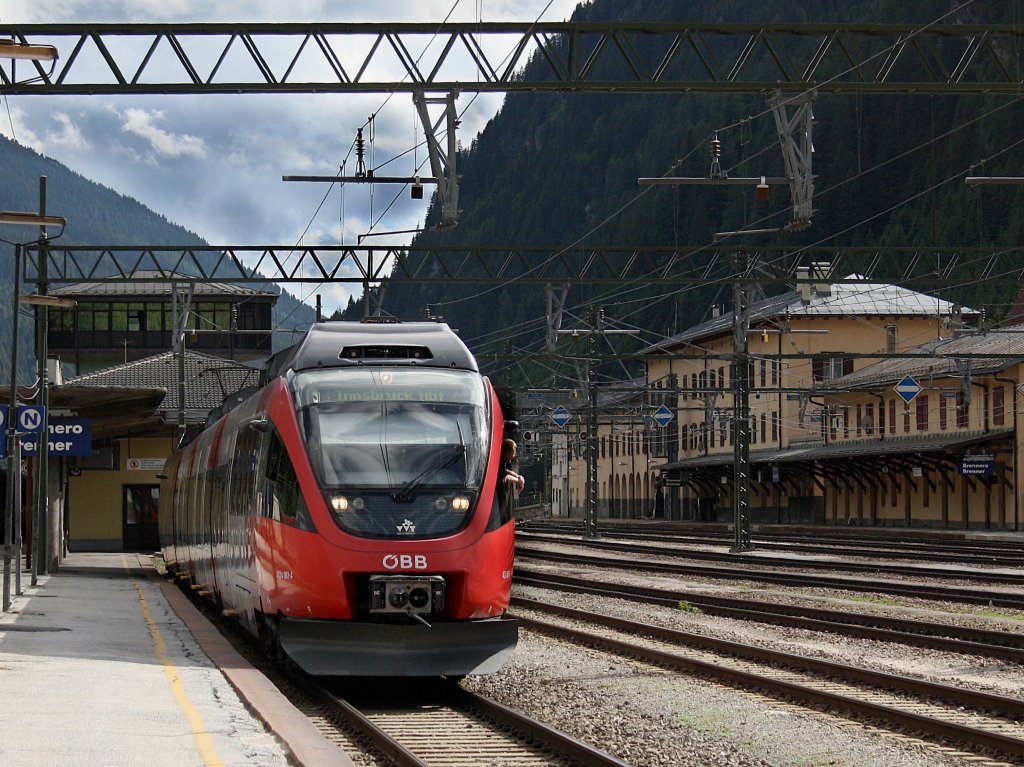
[[710, 132, 722, 158], [355, 127, 367, 177], [755, 176, 769, 201]]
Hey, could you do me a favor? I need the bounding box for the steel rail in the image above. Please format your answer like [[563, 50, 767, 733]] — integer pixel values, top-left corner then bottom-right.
[[515, 606, 1024, 762], [514, 568, 1024, 663], [515, 546, 1024, 609], [517, 531, 1024, 584], [521, 522, 1024, 566], [317, 683, 633, 767]]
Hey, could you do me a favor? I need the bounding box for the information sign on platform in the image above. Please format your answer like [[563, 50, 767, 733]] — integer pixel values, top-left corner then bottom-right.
[[0, 418, 92, 458], [959, 456, 995, 477]]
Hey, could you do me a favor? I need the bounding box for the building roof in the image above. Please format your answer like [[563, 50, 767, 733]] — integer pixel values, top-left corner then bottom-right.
[[67, 350, 261, 416], [51, 270, 277, 300], [643, 276, 973, 353], [660, 428, 1012, 472], [831, 329, 1024, 389]]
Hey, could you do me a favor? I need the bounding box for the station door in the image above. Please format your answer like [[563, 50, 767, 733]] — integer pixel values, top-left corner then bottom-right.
[[123, 485, 160, 552]]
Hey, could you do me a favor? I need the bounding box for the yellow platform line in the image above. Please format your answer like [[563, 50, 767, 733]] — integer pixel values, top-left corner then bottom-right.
[[123, 556, 226, 767]]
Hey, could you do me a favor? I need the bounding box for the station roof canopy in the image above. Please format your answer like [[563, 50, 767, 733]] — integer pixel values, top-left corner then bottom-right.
[[658, 429, 1013, 475]]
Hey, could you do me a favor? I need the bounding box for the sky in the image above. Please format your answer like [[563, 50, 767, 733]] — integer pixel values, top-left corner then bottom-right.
[[0, 1, 584, 315]]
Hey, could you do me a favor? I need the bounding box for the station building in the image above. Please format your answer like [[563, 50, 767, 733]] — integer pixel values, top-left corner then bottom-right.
[[562, 269, 1021, 530], [0, 276, 277, 565], [62, 351, 259, 551]]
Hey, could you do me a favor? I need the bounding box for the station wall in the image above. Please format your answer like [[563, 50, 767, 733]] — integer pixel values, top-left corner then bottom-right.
[[68, 435, 173, 551]]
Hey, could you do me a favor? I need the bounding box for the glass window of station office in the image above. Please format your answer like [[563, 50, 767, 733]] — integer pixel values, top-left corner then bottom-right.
[[49, 299, 272, 351]]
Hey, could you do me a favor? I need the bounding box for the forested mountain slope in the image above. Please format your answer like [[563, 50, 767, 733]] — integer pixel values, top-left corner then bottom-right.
[[367, 0, 1024, 390], [0, 135, 316, 380]]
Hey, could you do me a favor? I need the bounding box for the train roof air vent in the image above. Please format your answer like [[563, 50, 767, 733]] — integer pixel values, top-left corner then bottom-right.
[[340, 345, 434, 361]]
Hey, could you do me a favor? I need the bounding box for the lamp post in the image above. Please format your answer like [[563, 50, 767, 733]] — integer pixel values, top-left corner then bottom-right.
[[1, 209, 67, 612]]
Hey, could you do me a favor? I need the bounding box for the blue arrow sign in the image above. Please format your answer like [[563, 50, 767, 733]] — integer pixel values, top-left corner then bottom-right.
[[893, 375, 922, 404], [652, 404, 674, 427], [550, 405, 572, 428]]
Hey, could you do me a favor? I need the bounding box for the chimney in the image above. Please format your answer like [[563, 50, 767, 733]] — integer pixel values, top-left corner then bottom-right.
[[811, 261, 832, 296], [796, 266, 811, 303], [886, 323, 897, 354], [46, 357, 64, 386], [711, 304, 721, 318]]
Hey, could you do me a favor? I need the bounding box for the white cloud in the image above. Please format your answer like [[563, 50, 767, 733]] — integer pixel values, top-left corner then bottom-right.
[[0, 0, 583, 316], [119, 108, 207, 159], [45, 112, 90, 150]]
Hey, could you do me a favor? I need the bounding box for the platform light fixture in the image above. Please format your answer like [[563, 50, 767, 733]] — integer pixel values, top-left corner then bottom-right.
[[0, 38, 58, 62], [0, 212, 66, 229]]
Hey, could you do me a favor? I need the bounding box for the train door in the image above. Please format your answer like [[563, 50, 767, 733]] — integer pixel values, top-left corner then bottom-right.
[[123, 484, 160, 551]]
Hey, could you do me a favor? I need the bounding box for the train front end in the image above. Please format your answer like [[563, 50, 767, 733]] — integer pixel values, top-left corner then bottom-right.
[[268, 323, 518, 676]]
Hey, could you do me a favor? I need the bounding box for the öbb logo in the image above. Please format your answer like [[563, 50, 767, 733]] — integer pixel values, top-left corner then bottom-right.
[[382, 554, 428, 570]]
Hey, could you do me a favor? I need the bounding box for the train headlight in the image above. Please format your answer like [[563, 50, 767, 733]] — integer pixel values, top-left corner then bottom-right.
[[434, 497, 448, 511], [351, 497, 365, 510], [451, 496, 470, 511], [330, 495, 349, 512]]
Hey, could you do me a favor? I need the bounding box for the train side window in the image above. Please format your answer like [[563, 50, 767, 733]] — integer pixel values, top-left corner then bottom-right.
[[264, 432, 315, 532]]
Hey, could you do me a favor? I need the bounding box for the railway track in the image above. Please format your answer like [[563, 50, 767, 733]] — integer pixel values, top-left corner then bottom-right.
[[312, 679, 633, 767], [513, 599, 1024, 765], [515, 568, 1024, 663], [517, 531, 1024, 585], [523, 520, 1024, 566], [516, 543, 1024, 610]]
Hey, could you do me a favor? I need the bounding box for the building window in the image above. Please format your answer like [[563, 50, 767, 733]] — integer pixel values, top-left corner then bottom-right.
[[760, 413, 767, 443], [812, 355, 853, 383], [842, 406, 849, 438], [903, 403, 911, 433], [866, 403, 876, 435], [719, 366, 726, 388], [888, 399, 896, 434], [759, 360, 766, 387], [771, 411, 778, 441], [956, 391, 969, 428], [939, 395, 948, 430], [771, 360, 779, 385], [916, 395, 929, 431], [994, 386, 1005, 426], [856, 404, 862, 437]]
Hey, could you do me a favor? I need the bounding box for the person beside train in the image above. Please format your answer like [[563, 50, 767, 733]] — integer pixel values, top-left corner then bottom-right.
[[495, 438, 525, 524]]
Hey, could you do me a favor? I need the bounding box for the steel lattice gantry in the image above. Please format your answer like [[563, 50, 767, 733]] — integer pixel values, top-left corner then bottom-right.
[[24, 244, 1024, 290], [1, 22, 1023, 95]]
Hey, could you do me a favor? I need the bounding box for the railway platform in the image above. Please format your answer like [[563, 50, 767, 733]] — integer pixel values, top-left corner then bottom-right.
[[0, 552, 354, 767]]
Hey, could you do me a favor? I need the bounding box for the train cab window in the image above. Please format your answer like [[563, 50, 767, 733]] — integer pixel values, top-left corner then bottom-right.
[[293, 368, 489, 540], [263, 432, 315, 531]]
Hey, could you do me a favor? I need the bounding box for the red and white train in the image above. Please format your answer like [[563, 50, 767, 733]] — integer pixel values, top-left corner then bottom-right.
[[159, 321, 518, 676]]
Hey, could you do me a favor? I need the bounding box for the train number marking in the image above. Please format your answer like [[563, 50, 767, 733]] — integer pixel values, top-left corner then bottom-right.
[[383, 554, 428, 570], [276, 571, 293, 580]]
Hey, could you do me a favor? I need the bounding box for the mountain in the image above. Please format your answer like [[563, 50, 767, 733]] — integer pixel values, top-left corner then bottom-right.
[[364, 0, 1024, 396], [0, 134, 318, 381]]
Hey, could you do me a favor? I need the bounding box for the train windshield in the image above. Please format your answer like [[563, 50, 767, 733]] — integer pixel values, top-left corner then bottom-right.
[[293, 368, 490, 539]]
